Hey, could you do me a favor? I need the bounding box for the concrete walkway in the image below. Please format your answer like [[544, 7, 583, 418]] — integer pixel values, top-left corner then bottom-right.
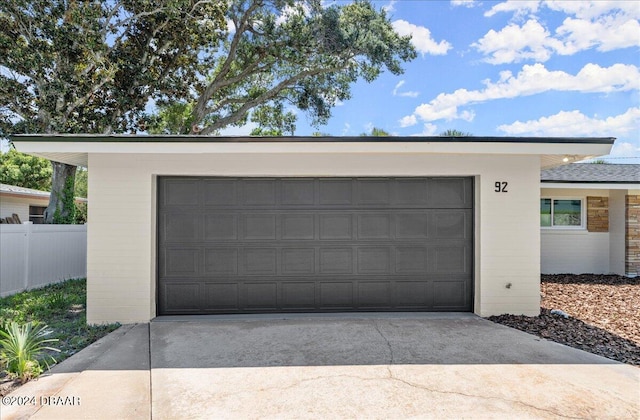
[[2, 315, 639, 419]]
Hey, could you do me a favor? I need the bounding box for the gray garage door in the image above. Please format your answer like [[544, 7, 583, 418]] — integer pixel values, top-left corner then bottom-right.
[[158, 177, 473, 315]]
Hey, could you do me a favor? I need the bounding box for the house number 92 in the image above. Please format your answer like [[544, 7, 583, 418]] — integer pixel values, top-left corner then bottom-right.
[[495, 181, 508, 192]]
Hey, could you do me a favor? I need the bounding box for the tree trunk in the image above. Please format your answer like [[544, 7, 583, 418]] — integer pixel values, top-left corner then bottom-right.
[[44, 162, 77, 224]]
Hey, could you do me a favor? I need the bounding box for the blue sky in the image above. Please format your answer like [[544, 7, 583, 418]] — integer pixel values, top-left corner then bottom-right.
[[224, 0, 639, 163]]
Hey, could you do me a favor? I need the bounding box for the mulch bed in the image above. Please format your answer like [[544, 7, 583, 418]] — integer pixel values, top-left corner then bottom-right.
[[488, 274, 640, 366]]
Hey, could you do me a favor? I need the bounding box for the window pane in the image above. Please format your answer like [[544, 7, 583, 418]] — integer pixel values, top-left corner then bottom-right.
[[540, 199, 551, 226], [553, 200, 581, 226]]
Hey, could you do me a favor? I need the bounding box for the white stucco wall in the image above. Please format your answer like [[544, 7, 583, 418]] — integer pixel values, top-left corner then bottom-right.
[[86, 152, 541, 324], [540, 188, 610, 274]]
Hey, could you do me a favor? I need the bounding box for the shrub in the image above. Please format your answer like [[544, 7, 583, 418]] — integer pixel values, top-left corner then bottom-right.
[[0, 321, 60, 383]]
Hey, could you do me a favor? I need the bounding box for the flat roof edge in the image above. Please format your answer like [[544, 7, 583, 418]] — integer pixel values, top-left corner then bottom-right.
[[10, 134, 617, 145], [541, 180, 639, 184]]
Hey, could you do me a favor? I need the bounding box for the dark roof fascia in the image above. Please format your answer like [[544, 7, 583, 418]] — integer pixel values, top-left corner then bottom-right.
[[10, 134, 616, 145], [541, 180, 639, 184]]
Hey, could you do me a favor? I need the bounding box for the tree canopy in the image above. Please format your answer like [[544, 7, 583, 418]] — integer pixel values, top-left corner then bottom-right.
[[149, 0, 416, 135], [0, 0, 416, 221], [1, 0, 227, 221], [0, 149, 52, 191], [440, 129, 472, 137]]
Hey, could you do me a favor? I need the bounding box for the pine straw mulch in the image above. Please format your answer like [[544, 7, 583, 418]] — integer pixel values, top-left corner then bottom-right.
[[488, 274, 640, 366]]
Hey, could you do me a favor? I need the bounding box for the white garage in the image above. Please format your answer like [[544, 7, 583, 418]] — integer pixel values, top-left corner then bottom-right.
[[12, 135, 613, 324]]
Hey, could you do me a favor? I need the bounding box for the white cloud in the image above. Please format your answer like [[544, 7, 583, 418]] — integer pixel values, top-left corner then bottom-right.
[[392, 20, 452, 56], [545, 1, 640, 20], [609, 141, 640, 158], [406, 63, 639, 122], [477, 1, 640, 63], [555, 15, 640, 54], [496, 107, 640, 137], [410, 123, 439, 136], [382, 1, 396, 13], [399, 114, 417, 127], [473, 19, 562, 64], [392, 80, 420, 97], [451, 0, 478, 8], [484, 0, 541, 18], [341, 122, 351, 135]]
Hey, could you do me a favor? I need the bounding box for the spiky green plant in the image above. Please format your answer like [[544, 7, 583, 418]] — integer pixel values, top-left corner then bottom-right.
[[0, 321, 60, 383]]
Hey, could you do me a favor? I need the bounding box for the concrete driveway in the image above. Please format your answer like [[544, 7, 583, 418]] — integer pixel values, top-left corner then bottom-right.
[[3, 314, 639, 419]]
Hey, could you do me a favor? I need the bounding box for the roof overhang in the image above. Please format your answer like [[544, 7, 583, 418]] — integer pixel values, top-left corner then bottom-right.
[[11, 135, 615, 169]]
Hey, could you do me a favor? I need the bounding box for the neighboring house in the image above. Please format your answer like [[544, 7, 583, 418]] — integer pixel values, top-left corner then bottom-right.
[[540, 164, 640, 277], [1, 183, 53, 224], [12, 134, 614, 323], [0, 183, 88, 224]]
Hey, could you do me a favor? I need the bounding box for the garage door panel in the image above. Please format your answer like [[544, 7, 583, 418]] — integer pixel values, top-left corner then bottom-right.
[[357, 179, 390, 205], [163, 248, 200, 277], [319, 248, 354, 273], [204, 248, 238, 275], [428, 178, 472, 208], [281, 214, 315, 239], [319, 214, 353, 240], [158, 177, 473, 314], [358, 281, 391, 307], [204, 214, 238, 240], [358, 214, 392, 239], [395, 247, 428, 273], [319, 282, 354, 308], [396, 213, 428, 239], [357, 247, 392, 274], [318, 179, 353, 205], [282, 248, 315, 274], [281, 282, 316, 308], [395, 281, 430, 307], [241, 179, 277, 206], [281, 179, 315, 205], [242, 214, 277, 240], [393, 179, 428, 205], [245, 282, 278, 309], [161, 179, 200, 206], [161, 213, 201, 242], [163, 282, 201, 313], [203, 179, 238, 206], [432, 244, 472, 274], [242, 248, 277, 274], [432, 280, 468, 309], [204, 283, 239, 310], [431, 210, 472, 239]]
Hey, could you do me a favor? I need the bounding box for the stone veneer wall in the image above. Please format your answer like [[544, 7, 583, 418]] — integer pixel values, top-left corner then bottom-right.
[[587, 196, 609, 232], [626, 195, 640, 276]]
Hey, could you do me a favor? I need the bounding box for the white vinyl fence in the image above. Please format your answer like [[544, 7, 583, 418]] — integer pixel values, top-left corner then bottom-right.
[[0, 224, 87, 297]]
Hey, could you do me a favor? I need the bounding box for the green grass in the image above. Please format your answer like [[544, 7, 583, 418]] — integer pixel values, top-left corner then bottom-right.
[[0, 279, 120, 364]]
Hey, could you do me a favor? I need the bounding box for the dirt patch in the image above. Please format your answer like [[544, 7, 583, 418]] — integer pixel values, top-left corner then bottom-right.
[[0, 372, 22, 397], [489, 274, 640, 366]]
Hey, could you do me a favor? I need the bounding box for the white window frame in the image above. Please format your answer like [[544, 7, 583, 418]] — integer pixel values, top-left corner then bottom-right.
[[540, 197, 585, 230]]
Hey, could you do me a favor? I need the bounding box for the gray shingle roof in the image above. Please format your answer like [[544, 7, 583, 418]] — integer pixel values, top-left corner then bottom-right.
[[0, 183, 51, 197], [541, 164, 640, 183]]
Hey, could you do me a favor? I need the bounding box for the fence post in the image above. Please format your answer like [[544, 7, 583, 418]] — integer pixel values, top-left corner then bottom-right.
[[23, 222, 32, 290]]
